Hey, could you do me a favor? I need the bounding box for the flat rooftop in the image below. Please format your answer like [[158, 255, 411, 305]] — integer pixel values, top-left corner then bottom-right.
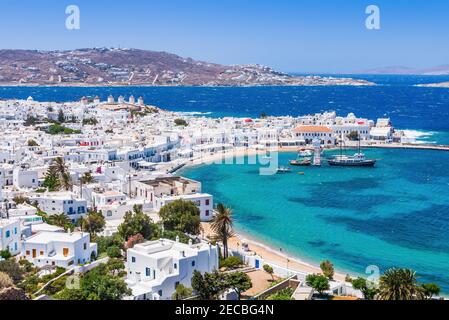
[[139, 176, 195, 187], [24, 231, 89, 244]]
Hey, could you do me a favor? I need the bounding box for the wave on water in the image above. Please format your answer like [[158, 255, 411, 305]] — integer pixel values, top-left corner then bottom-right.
[[178, 111, 213, 116], [401, 129, 437, 144]]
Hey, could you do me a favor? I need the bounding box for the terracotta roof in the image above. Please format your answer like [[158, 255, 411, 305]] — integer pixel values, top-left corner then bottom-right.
[[293, 125, 333, 133]]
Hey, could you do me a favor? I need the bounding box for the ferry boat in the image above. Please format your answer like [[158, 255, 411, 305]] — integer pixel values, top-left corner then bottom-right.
[[327, 136, 377, 167], [328, 153, 376, 167]]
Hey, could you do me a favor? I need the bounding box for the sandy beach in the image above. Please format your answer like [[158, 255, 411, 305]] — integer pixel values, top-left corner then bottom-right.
[[201, 222, 348, 282]]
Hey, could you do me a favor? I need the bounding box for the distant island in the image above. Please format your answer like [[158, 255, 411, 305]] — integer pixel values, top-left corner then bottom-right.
[[0, 48, 374, 87], [359, 64, 449, 75], [416, 81, 449, 88]]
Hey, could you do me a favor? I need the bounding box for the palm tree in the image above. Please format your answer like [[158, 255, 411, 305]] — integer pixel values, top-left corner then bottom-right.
[[79, 171, 95, 197], [378, 268, 424, 300], [48, 213, 72, 230], [80, 171, 95, 184], [211, 203, 235, 258], [49, 157, 72, 191]]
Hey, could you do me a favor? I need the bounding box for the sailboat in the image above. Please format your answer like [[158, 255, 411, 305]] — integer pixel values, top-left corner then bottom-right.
[[328, 135, 376, 167]]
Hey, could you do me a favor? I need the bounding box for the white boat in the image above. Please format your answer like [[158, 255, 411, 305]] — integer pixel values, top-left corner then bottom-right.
[[298, 149, 313, 157]]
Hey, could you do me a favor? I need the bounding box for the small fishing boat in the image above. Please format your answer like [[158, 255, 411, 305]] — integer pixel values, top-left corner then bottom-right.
[[277, 167, 292, 173], [289, 158, 312, 166]]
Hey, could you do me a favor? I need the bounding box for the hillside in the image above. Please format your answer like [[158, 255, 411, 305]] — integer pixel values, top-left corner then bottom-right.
[[0, 48, 374, 87]]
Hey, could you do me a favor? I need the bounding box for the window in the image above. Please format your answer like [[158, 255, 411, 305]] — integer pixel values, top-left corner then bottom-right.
[[63, 248, 69, 257], [14, 227, 17, 234], [131, 257, 136, 263], [205, 199, 210, 206], [26, 250, 30, 255], [83, 243, 87, 250], [192, 261, 196, 267], [158, 290, 163, 297], [5, 230, 10, 238], [40, 251, 44, 256], [205, 210, 210, 217], [174, 263, 177, 269], [146, 268, 151, 277]]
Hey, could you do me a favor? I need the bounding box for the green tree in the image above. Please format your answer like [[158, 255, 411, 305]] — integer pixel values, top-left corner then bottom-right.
[[263, 264, 274, 281], [421, 283, 440, 300], [82, 118, 98, 125], [219, 256, 243, 270], [191, 270, 227, 300], [27, 139, 39, 147], [107, 258, 125, 276], [172, 284, 193, 300], [225, 272, 252, 299], [94, 234, 124, 256], [347, 131, 359, 141], [55, 288, 86, 300], [320, 260, 335, 280], [78, 210, 105, 236], [267, 287, 294, 300], [0, 259, 23, 283], [378, 268, 424, 300], [0, 250, 12, 260], [351, 277, 378, 300], [118, 205, 156, 240], [159, 200, 201, 235], [106, 246, 122, 258], [174, 118, 188, 126], [44, 157, 72, 191], [79, 264, 131, 300], [47, 213, 73, 231], [211, 203, 235, 258], [80, 171, 96, 184], [58, 109, 65, 123], [24, 115, 38, 126], [306, 274, 330, 296]]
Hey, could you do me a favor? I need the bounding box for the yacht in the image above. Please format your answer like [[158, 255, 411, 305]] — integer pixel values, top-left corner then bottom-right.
[[328, 153, 376, 167], [328, 136, 377, 167]]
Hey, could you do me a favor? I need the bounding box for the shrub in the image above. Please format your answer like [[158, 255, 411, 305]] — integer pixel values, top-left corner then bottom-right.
[[219, 256, 243, 270], [106, 246, 122, 258]]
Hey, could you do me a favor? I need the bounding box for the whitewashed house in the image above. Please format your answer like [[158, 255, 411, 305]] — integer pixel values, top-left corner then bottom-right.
[[125, 239, 219, 300], [292, 126, 335, 146], [29, 192, 87, 223], [154, 193, 214, 222], [21, 231, 97, 268], [13, 167, 39, 189], [0, 218, 21, 256]]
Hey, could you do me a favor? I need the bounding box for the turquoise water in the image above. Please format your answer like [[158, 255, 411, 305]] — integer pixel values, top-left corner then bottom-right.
[[182, 148, 449, 292]]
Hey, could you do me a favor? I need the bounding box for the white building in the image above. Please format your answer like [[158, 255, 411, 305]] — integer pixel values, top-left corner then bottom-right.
[[21, 231, 97, 268], [30, 192, 87, 223], [0, 219, 21, 256], [154, 193, 214, 222], [13, 167, 39, 189], [125, 239, 219, 300], [292, 125, 335, 146]]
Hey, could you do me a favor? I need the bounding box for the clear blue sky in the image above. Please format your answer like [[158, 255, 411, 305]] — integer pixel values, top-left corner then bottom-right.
[[0, 0, 448, 73]]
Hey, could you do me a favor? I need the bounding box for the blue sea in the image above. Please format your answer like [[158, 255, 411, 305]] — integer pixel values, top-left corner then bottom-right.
[[2, 75, 449, 291]]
